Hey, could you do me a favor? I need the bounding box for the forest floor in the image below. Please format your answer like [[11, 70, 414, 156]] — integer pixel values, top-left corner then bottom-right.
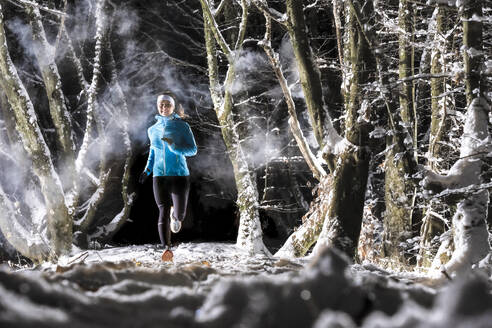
[[1, 242, 491, 328]]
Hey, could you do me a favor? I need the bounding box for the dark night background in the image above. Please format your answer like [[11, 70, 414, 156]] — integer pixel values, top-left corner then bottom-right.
[[105, 1, 328, 250]]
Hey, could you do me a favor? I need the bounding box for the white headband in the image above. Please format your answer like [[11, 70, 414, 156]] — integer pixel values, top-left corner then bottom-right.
[[157, 95, 175, 108]]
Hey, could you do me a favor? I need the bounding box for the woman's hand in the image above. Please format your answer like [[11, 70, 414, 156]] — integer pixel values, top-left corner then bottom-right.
[[162, 137, 174, 144], [139, 171, 149, 184]]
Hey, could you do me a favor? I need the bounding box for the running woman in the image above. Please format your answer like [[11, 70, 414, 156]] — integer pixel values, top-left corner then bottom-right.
[[140, 94, 197, 251]]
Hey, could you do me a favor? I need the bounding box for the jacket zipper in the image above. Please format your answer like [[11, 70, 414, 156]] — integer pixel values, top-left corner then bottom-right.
[[162, 122, 166, 175]]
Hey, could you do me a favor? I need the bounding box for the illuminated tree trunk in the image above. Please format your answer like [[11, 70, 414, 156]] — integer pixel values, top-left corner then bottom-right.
[[0, 5, 71, 260], [311, 1, 371, 259], [285, 0, 328, 150], [381, 0, 417, 265], [425, 0, 490, 282], [25, 5, 75, 161], [254, 0, 368, 259], [0, 0, 128, 260], [201, 0, 269, 254], [419, 5, 449, 267]]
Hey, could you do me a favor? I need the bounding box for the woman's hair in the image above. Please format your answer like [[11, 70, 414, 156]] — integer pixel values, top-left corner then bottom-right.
[[157, 91, 186, 119]]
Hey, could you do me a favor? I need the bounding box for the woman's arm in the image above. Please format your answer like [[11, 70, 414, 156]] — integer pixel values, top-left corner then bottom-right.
[[169, 122, 197, 157], [144, 147, 155, 175]]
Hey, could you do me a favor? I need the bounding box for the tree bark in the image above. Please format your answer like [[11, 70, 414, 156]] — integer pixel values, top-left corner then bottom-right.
[[463, 0, 482, 104], [256, 8, 367, 258], [276, 1, 371, 259], [91, 30, 135, 243], [75, 0, 106, 175], [419, 5, 449, 267], [311, 2, 371, 259], [425, 0, 489, 282], [201, 0, 269, 254], [276, 176, 332, 257], [428, 6, 449, 169], [0, 89, 19, 146], [260, 15, 327, 181], [0, 5, 71, 259], [25, 4, 75, 161], [285, 0, 328, 150], [398, 0, 415, 130], [0, 184, 52, 262], [381, 0, 418, 265]]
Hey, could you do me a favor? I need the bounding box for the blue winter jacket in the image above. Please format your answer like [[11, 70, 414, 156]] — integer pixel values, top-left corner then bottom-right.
[[144, 113, 197, 176]]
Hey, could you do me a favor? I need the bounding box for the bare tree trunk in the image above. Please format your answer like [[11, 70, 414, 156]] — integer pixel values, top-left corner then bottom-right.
[[260, 15, 327, 181], [425, 0, 489, 282], [276, 176, 332, 257], [0, 5, 71, 259], [285, 0, 328, 150], [258, 13, 328, 257], [75, 0, 106, 175], [428, 6, 449, 169], [419, 5, 449, 267], [73, 1, 110, 236], [343, 0, 418, 263], [381, 0, 418, 265], [0, 89, 19, 145], [256, 7, 366, 258], [398, 0, 415, 131], [25, 4, 75, 161], [254, 0, 369, 259], [0, 184, 52, 262], [0, 0, 136, 260], [91, 32, 135, 243], [311, 1, 371, 258], [201, 0, 269, 254], [61, 28, 89, 95], [463, 0, 482, 105]]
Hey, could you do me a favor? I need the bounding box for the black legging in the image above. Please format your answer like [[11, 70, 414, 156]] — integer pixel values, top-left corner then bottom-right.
[[153, 176, 190, 247]]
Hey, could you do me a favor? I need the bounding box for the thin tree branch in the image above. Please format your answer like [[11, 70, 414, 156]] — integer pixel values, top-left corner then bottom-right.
[[259, 13, 326, 180], [429, 182, 492, 199], [7, 0, 66, 17], [252, 0, 287, 25], [213, 0, 227, 16], [199, 0, 232, 58], [234, 0, 248, 51]]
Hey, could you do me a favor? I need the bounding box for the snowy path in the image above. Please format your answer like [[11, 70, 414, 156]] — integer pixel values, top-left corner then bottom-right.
[[56, 242, 306, 276], [0, 243, 491, 327]]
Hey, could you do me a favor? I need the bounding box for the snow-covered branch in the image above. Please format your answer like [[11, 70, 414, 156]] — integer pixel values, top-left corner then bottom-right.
[[199, 0, 232, 58], [251, 0, 288, 25], [75, 0, 106, 173], [25, 4, 75, 159], [424, 98, 491, 281], [259, 14, 326, 180], [7, 0, 66, 17], [427, 181, 492, 200]]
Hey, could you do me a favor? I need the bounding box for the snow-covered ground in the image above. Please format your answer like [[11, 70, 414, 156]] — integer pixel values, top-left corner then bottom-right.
[[1, 243, 491, 327]]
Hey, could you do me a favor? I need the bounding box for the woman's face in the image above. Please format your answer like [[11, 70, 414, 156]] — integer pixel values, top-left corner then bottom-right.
[[158, 100, 175, 116]]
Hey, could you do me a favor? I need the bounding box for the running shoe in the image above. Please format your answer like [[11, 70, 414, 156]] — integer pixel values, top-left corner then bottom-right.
[[170, 206, 182, 233]]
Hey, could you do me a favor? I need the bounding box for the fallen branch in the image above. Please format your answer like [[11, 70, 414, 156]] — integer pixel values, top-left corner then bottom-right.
[[428, 181, 492, 199]]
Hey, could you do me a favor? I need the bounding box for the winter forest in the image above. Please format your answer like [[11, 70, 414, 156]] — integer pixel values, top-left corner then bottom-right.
[[0, 0, 491, 326]]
